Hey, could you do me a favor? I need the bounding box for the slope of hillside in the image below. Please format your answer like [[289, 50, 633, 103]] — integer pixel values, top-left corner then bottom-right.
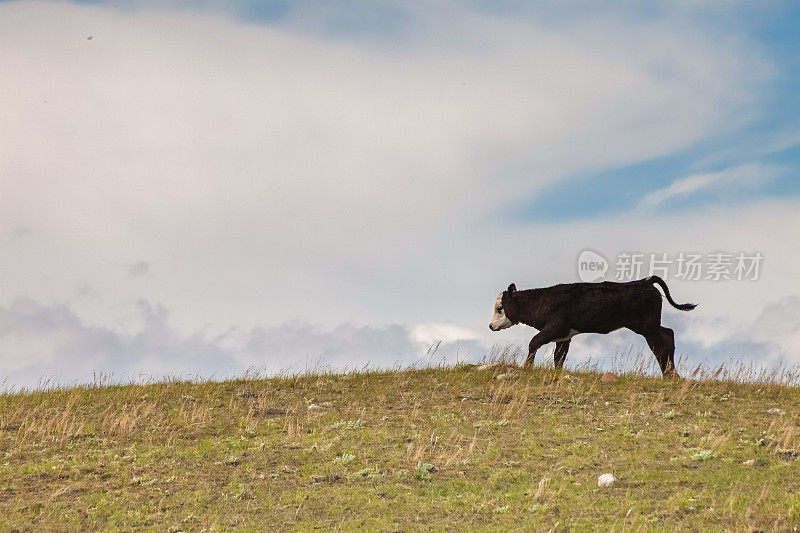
[[2, 360, 800, 531]]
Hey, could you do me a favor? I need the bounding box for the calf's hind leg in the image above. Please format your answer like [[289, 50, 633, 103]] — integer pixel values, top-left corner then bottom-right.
[[642, 328, 678, 377], [661, 327, 677, 376], [554, 340, 570, 369]]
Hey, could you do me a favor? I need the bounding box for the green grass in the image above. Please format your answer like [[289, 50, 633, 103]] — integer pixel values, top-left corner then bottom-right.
[[2, 357, 800, 531]]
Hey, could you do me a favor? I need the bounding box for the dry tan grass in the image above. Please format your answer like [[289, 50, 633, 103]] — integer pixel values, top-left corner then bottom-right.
[[1, 350, 800, 530]]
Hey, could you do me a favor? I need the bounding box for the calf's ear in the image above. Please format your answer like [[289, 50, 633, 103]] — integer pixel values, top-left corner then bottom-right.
[[507, 283, 516, 296]]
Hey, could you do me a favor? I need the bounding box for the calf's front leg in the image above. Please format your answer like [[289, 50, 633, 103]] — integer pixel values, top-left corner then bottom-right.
[[554, 340, 571, 369], [524, 321, 569, 368]]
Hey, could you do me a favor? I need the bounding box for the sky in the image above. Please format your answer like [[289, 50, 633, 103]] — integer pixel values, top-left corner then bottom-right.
[[1, 0, 799, 389]]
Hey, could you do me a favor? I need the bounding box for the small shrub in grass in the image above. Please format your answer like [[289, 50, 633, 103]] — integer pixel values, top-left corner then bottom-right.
[[355, 466, 380, 479], [336, 453, 355, 465], [332, 419, 365, 430], [690, 449, 718, 461], [414, 461, 435, 482]]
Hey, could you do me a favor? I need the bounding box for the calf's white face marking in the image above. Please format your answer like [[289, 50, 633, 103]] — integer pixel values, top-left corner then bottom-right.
[[489, 293, 513, 331]]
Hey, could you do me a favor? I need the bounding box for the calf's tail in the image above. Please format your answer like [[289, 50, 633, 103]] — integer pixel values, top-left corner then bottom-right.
[[647, 276, 697, 311]]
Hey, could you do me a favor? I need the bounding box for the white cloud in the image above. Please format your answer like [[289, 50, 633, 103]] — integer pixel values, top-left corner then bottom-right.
[[0, 298, 238, 389], [411, 323, 479, 346], [637, 163, 782, 211], [126, 261, 150, 279], [0, 298, 483, 390], [764, 122, 800, 154], [746, 296, 800, 358], [0, 1, 794, 386]]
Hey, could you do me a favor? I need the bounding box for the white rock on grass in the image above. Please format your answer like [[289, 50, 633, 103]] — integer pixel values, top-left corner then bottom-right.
[[766, 408, 786, 416], [597, 473, 616, 487]]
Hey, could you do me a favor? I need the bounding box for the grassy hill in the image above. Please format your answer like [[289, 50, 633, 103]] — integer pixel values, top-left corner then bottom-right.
[[2, 355, 800, 531]]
